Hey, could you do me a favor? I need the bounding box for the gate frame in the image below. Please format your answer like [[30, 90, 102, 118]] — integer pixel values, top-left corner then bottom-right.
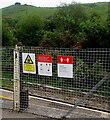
[[13, 45, 29, 111], [13, 46, 110, 115]]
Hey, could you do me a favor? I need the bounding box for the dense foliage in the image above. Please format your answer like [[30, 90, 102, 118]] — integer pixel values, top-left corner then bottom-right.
[[2, 2, 110, 48], [16, 14, 44, 46]]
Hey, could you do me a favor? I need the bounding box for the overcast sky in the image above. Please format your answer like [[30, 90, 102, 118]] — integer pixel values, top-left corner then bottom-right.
[[0, 0, 109, 8]]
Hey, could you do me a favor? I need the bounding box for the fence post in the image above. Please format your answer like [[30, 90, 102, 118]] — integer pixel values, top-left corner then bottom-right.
[[13, 45, 20, 111]]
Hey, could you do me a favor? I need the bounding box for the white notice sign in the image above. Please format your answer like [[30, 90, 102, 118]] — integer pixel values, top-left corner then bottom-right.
[[57, 56, 73, 78], [38, 55, 52, 76]]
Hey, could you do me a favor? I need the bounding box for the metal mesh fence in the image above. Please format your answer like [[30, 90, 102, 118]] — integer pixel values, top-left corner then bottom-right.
[[1, 46, 110, 116], [1, 47, 14, 89], [19, 47, 110, 112]]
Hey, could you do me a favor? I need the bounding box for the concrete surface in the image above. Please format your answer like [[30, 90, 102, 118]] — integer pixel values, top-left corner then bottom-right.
[[2, 108, 47, 118], [1, 88, 110, 119]]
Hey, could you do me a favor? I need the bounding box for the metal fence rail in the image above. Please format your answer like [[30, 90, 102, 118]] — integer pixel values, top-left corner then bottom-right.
[[1, 47, 110, 117]]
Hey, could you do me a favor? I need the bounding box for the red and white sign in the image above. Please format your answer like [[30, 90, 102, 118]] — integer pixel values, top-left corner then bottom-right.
[[57, 56, 73, 78], [38, 55, 52, 63], [38, 55, 52, 76], [57, 56, 73, 64]]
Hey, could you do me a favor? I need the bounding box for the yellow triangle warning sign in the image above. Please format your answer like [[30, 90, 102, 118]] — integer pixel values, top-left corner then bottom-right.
[[24, 55, 33, 64]]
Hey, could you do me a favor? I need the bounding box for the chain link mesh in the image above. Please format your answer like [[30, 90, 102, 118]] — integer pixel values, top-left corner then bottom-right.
[[1, 47, 110, 116], [1, 47, 14, 89], [19, 47, 110, 111]]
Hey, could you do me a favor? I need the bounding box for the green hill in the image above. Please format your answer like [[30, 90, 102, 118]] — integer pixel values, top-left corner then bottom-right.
[[2, 2, 109, 20], [83, 2, 109, 20], [2, 4, 57, 19]]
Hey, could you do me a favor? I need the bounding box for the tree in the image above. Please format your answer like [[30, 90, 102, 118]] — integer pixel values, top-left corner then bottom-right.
[[16, 14, 44, 46], [51, 2, 87, 33], [79, 12, 109, 48], [40, 2, 88, 48], [3, 17, 18, 28], [39, 30, 87, 48], [2, 22, 17, 46], [15, 2, 21, 5]]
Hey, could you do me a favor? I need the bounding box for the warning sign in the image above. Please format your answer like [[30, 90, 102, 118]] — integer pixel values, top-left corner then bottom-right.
[[57, 56, 73, 78], [38, 55, 52, 76], [22, 53, 36, 74], [24, 55, 33, 64]]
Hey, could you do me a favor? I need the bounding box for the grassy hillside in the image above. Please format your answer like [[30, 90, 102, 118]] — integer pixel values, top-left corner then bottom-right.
[[83, 2, 109, 20], [2, 2, 109, 20], [2, 5, 57, 19]]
